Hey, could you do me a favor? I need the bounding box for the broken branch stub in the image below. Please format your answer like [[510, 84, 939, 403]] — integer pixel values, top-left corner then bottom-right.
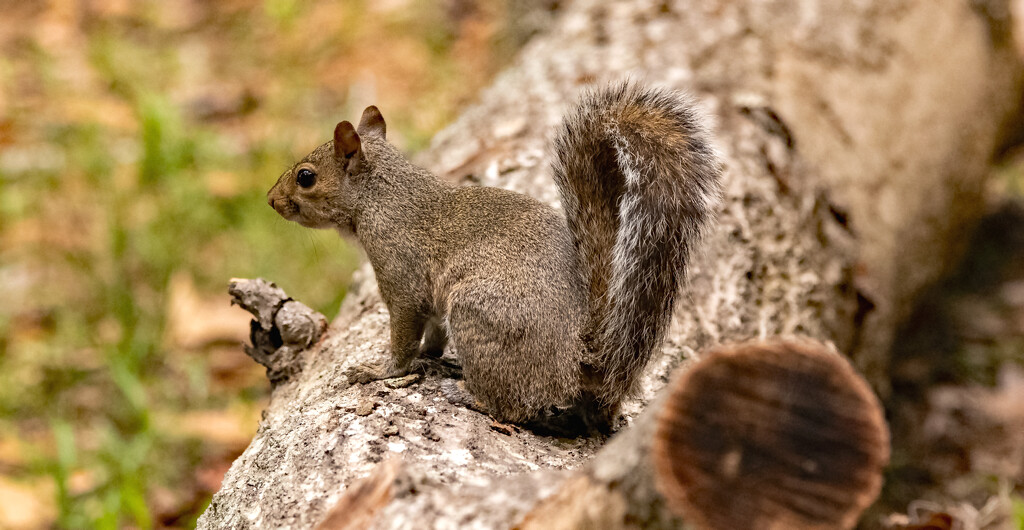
[[652, 338, 889, 530], [228, 278, 328, 384]]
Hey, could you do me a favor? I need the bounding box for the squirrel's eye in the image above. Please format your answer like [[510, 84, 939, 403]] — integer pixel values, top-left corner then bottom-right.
[[296, 168, 316, 188]]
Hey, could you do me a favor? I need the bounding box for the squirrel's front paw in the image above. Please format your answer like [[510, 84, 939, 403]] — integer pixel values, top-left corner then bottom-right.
[[346, 362, 385, 384], [346, 361, 408, 385]]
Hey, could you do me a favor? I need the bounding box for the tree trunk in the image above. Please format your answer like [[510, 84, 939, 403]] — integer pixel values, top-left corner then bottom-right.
[[198, 0, 1021, 528]]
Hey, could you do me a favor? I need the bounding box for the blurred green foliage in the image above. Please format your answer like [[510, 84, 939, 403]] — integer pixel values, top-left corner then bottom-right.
[[0, 0, 520, 527]]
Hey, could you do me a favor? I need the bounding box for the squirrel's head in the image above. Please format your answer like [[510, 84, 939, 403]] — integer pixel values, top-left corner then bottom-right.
[[267, 105, 387, 233]]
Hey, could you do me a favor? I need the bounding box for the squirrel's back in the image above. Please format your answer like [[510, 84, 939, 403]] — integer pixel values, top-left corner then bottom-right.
[[551, 82, 722, 411]]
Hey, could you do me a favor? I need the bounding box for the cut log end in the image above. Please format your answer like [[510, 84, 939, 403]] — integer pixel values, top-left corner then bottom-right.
[[652, 337, 890, 530]]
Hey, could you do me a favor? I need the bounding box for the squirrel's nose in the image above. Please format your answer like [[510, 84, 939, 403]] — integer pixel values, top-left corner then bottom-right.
[[267, 196, 275, 208]]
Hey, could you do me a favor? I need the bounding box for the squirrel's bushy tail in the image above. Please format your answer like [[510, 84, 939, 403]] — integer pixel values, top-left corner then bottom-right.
[[552, 82, 722, 408]]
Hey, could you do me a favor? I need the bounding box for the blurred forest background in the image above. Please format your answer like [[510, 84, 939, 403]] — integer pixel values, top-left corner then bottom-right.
[[0, 0, 547, 527], [2, 0, 1024, 529]]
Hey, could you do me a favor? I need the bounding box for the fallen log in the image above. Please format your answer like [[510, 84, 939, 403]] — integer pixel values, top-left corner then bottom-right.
[[198, 0, 1021, 527]]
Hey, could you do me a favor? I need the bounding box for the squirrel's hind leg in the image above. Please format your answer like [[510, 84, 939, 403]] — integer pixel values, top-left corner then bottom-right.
[[446, 293, 580, 424]]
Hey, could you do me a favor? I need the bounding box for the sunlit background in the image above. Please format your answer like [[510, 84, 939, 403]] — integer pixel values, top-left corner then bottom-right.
[[0, 0, 541, 526]]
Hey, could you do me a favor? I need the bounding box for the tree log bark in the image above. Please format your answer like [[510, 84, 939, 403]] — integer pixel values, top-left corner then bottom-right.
[[198, 0, 1021, 528]]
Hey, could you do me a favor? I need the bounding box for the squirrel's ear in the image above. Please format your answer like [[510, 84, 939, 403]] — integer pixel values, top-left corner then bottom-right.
[[357, 106, 386, 139], [333, 121, 363, 170]]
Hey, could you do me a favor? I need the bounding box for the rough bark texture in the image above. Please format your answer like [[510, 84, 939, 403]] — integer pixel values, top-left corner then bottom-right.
[[198, 0, 1021, 528]]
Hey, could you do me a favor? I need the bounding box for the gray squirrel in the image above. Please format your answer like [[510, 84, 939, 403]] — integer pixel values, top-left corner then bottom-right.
[[267, 82, 722, 433]]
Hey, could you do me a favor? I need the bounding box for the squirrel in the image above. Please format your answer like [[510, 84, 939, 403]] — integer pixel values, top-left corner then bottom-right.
[[267, 82, 722, 433]]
